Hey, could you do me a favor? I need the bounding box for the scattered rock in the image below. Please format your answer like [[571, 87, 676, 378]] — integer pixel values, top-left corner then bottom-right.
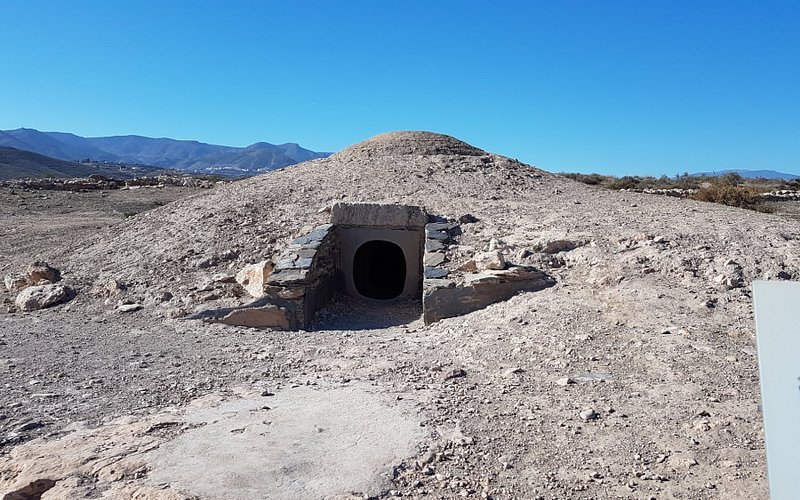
[[541, 240, 580, 254], [211, 273, 236, 284], [488, 238, 506, 251], [556, 377, 576, 386], [502, 367, 524, 378], [442, 368, 467, 381], [15, 420, 45, 432], [473, 251, 505, 271], [3, 274, 28, 292], [14, 284, 69, 311], [25, 262, 60, 284], [89, 278, 126, 299], [457, 260, 478, 272], [117, 303, 143, 313], [195, 256, 218, 269]]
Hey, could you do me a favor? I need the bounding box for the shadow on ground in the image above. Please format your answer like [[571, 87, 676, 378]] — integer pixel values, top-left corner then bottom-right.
[[311, 293, 423, 331]]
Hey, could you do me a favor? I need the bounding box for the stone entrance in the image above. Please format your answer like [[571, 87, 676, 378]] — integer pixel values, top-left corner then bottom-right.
[[332, 202, 426, 302], [193, 201, 555, 330]]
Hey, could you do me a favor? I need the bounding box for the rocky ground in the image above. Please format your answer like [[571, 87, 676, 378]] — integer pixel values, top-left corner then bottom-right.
[[1, 131, 799, 499]]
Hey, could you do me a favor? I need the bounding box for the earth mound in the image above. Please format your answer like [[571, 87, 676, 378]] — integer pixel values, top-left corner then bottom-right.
[[61, 132, 548, 297], [333, 130, 485, 158]]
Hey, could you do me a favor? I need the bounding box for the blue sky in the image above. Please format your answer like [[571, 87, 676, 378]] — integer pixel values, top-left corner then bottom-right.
[[1, 1, 798, 176]]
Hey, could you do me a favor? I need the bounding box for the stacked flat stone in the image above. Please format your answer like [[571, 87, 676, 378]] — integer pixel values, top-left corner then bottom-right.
[[423, 222, 459, 279]]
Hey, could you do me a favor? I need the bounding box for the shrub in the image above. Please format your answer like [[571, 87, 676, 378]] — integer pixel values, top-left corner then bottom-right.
[[607, 176, 640, 190], [690, 182, 772, 213], [560, 173, 610, 186]]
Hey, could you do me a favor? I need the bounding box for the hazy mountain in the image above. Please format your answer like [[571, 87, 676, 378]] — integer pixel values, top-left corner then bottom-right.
[[692, 168, 799, 180], [0, 128, 330, 176], [0, 130, 35, 151], [0, 128, 108, 161], [0, 147, 163, 180]]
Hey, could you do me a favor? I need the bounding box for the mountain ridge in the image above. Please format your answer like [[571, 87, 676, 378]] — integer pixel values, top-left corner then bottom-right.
[[0, 146, 164, 180], [0, 128, 330, 176], [690, 168, 799, 180]]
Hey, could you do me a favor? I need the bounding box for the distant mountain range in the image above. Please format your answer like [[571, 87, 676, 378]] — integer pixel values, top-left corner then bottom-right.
[[0, 128, 330, 176], [692, 169, 799, 180], [0, 147, 164, 180]]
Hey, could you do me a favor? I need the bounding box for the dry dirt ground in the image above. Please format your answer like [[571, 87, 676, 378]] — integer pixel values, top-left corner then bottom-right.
[[2, 132, 800, 499]]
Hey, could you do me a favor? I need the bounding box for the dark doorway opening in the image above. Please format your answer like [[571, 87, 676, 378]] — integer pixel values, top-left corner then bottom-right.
[[353, 240, 406, 300]]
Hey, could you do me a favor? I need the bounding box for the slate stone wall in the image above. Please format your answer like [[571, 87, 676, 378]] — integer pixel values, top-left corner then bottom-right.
[[266, 223, 339, 329]]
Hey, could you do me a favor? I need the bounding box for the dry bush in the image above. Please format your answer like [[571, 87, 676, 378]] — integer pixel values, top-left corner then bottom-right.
[[690, 180, 773, 213]]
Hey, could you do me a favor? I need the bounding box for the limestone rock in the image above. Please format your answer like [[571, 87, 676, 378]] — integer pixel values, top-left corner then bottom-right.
[[541, 240, 580, 254], [117, 303, 143, 313], [89, 278, 126, 298], [4, 273, 29, 292], [26, 262, 60, 284], [219, 304, 290, 329], [15, 284, 69, 311], [473, 251, 506, 271], [235, 261, 274, 298]]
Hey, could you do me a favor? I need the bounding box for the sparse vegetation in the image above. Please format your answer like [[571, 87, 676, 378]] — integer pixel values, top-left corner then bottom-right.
[[560, 172, 703, 190], [689, 172, 773, 213], [561, 171, 787, 212]]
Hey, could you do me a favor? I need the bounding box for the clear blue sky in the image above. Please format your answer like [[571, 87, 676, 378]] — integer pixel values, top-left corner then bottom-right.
[[1, 1, 798, 176]]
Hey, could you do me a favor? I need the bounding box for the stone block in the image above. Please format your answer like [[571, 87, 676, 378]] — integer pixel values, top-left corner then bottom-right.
[[268, 269, 309, 285], [423, 266, 555, 324], [219, 304, 291, 329], [426, 222, 458, 231], [235, 261, 273, 298], [332, 202, 427, 228], [293, 224, 333, 245], [425, 229, 449, 240], [423, 252, 446, 266], [425, 239, 445, 252], [424, 267, 449, 279]]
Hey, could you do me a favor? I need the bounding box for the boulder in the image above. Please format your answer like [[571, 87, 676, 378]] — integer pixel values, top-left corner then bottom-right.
[[4, 273, 29, 292], [473, 251, 506, 271], [15, 284, 69, 311], [26, 262, 60, 284], [235, 261, 274, 298]]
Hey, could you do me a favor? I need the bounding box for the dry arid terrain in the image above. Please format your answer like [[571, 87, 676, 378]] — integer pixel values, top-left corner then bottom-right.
[[1, 132, 799, 499]]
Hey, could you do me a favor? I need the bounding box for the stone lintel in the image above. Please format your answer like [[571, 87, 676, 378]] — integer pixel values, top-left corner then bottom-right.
[[331, 202, 427, 228]]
